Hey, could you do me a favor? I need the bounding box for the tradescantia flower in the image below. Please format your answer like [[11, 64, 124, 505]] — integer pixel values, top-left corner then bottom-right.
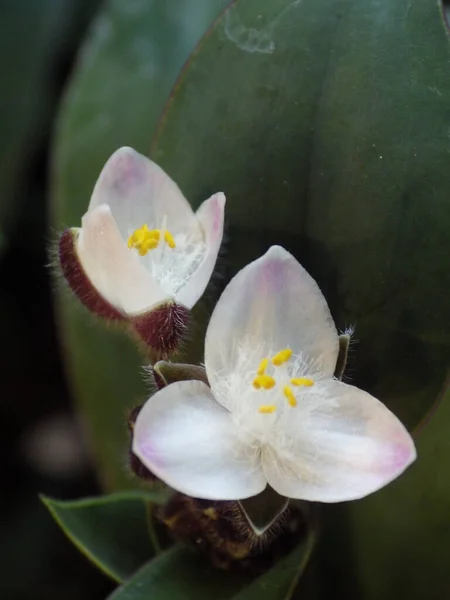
[[132, 246, 416, 502], [58, 147, 225, 355]]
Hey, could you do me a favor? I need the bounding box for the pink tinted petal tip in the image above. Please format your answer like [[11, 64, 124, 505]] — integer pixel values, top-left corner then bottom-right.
[[136, 440, 165, 471], [256, 246, 295, 296], [211, 193, 225, 236], [379, 436, 417, 477], [99, 147, 146, 195]]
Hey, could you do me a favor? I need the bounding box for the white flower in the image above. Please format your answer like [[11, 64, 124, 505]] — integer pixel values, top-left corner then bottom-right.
[[132, 246, 416, 502], [63, 146, 225, 317]]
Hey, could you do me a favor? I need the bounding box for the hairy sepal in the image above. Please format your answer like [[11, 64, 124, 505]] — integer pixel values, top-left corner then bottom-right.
[[130, 301, 190, 359]]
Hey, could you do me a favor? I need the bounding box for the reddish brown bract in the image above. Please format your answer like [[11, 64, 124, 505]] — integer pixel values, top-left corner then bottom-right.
[[131, 301, 189, 358]]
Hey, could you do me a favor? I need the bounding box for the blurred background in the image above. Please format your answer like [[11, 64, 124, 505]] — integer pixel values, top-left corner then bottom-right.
[[0, 2, 111, 598], [2, 1, 450, 599]]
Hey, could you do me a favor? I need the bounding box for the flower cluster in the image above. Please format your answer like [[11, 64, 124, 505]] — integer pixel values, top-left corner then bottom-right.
[[59, 147, 416, 506]]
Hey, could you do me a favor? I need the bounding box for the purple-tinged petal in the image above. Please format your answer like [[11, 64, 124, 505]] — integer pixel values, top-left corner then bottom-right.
[[205, 246, 339, 393], [262, 379, 416, 502], [88, 147, 198, 238], [132, 380, 266, 500]]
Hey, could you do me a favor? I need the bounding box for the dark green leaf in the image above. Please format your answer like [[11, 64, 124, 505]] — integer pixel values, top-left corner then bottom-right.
[[108, 528, 315, 600], [42, 490, 169, 582], [51, 0, 231, 490], [152, 0, 450, 431], [0, 0, 100, 254], [108, 545, 251, 599]]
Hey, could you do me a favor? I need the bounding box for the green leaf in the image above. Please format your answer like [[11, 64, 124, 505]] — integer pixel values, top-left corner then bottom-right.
[[108, 529, 315, 600], [108, 545, 251, 599], [152, 0, 450, 431], [42, 490, 169, 583], [51, 0, 231, 490]]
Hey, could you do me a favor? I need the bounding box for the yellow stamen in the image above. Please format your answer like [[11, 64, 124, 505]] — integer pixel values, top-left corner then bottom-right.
[[283, 385, 297, 408], [290, 377, 314, 387], [128, 225, 176, 255], [252, 374, 276, 390], [127, 230, 141, 248], [256, 357, 269, 376], [272, 348, 293, 366], [164, 230, 176, 249], [258, 405, 276, 414], [138, 237, 159, 255]]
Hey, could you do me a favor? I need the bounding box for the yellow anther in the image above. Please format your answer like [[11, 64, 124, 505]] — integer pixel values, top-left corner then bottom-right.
[[271, 348, 293, 366], [258, 405, 277, 414], [128, 223, 147, 243], [256, 357, 269, 376], [128, 224, 154, 252], [164, 230, 176, 248], [148, 229, 161, 241], [139, 237, 159, 255], [290, 377, 314, 387], [136, 233, 145, 246], [128, 225, 176, 255], [283, 385, 297, 408], [127, 231, 139, 248], [252, 374, 276, 390]]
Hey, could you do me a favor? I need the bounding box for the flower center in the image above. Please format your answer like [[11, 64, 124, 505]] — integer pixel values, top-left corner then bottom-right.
[[251, 348, 315, 414], [128, 224, 176, 256]]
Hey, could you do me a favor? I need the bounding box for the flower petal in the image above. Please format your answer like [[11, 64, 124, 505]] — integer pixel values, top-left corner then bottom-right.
[[132, 380, 266, 500], [205, 246, 339, 393], [58, 228, 125, 321], [88, 147, 198, 239], [262, 380, 416, 502], [176, 192, 225, 308], [77, 204, 167, 314]]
